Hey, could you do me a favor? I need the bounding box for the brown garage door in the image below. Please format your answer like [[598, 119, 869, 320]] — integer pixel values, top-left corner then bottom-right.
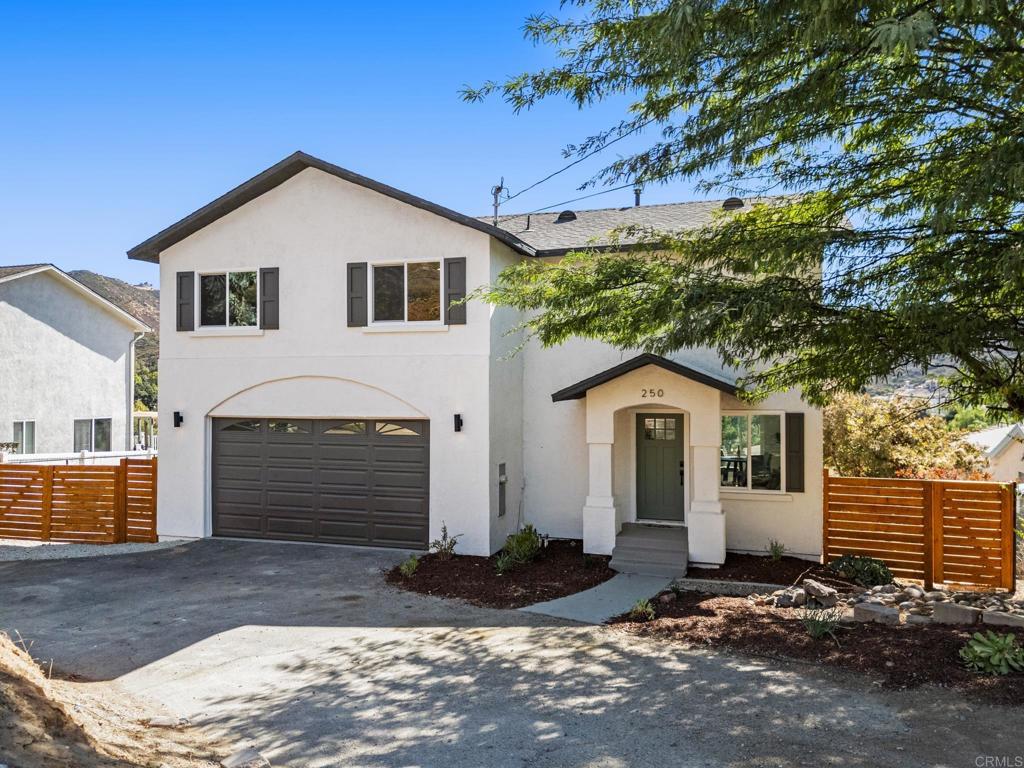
[[212, 418, 429, 548]]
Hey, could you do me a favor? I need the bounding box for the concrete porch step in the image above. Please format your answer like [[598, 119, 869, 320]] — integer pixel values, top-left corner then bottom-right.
[[609, 523, 688, 578]]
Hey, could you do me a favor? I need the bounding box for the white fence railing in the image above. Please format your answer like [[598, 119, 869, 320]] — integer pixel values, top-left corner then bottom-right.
[[0, 449, 158, 466]]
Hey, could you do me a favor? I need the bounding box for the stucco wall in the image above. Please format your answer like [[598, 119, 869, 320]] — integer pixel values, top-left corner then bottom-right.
[[987, 443, 1024, 483], [487, 240, 525, 552], [0, 272, 135, 453], [156, 167, 497, 554]]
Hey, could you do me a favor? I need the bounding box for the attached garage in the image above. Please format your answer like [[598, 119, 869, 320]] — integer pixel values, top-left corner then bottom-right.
[[212, 418, 429, 548]]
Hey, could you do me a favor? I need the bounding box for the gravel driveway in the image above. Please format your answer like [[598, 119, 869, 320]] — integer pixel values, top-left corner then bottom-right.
[[0, 539, 1019, 768]]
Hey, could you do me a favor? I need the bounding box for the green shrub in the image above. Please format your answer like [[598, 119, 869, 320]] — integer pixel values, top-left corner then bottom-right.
[[800, 607, 844, 645], [494, 551, 517, 576], [827, 554, 893, 587], [398, 555, 419, 578], [494, 524, 542, 574], [766, 539, 787, 561], [960, 631, 1024, 676], [629, 598, 656, 622], [429, 522, 462, 561]]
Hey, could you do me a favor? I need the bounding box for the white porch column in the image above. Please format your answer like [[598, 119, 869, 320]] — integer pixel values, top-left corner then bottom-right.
[[688, 443, 726, 565], [582, 441, 617, 555]]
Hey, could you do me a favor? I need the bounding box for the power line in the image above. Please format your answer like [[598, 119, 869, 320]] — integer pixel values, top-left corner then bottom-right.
[[519, 182, 640, 217], [503, 120, 654, 205]]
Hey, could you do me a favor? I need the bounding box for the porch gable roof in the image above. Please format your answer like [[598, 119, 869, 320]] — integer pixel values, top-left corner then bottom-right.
[[550, 353, 738, 402]]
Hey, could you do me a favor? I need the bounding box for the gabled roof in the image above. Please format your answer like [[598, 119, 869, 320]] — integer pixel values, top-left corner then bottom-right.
[[485, 197, 785, 255], [551, 353, 737, 402], [127, 151, 537, 262], [966, 423, 1024, 459], [0, 263, 150, 332]]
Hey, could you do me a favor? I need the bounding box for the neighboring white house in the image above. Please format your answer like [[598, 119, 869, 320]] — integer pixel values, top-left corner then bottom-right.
[[967, 423, 1024, 483], [128, 152, 823, 569], [0, 264, 150, 455]]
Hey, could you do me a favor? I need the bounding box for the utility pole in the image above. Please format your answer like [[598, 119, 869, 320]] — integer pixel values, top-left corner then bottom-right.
[[491, 177, 505, 226]]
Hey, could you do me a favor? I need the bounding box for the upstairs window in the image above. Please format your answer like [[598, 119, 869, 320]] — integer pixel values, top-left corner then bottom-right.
[[372, 261, 441, 323], [200, 271, 258, 327]]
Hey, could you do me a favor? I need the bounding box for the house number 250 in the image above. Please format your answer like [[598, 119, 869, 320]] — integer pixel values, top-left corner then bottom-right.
[[641, 387, 664, 398]]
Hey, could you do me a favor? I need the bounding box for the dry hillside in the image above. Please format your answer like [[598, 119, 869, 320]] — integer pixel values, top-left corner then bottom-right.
[[70, 270, 160, 368]]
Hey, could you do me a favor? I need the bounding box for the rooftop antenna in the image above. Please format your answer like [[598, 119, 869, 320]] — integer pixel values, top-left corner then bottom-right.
[[634, 185, 642, 207], [491, 177, 506, 226]]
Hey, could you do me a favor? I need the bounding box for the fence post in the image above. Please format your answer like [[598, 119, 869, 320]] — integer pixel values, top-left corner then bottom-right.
[[40, 465, 53, 541], [114, 458, 128, 543], [930, 480, 945, 589], [821, 467, 829, 565], [150, 456, 158, 543], [922, 481, 934, 590], [1001, 482, 1016, 591]]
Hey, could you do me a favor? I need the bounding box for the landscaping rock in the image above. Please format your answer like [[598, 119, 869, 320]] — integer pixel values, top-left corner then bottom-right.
[[803, 579, 837, 599], [933, 601, 983, 625], [905, 614, 932, 625], [982, 611, 1024, 629], [658, 592, 676, 605], [853, 603, 900, 625], [792, 588, 807, 607]]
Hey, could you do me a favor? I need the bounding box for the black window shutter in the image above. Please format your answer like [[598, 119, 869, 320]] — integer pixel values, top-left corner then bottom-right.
[[444, 257, 467, 325], [176, 271, 195, 332], [259, 267, 279, 329], [347, 262, 368, 327], [785, 412, 805, 492]]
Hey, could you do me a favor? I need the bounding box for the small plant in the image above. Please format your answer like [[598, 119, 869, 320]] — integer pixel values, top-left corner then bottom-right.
[[494, 524, 543, 574], [800, 607, 844, 645], [429, 522, 462, 561], [629, 598, 656, 622], [960, 631, 1024, 676], [827, 554, 893, 587], [766, 539, 786, 561], [398, 555, 419, 578], [582, 554, 598, 569], [494, 551, 516, 576]]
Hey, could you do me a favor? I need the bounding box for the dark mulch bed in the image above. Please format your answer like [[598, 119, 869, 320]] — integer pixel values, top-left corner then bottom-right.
[[385, 539, 615, 609], [687, 553, 858, 592], [610, 591, 1024, 705]]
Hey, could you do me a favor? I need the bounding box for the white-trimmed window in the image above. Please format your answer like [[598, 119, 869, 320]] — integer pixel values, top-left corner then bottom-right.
[[74, 418, 112, 452], [371, 260, 441, 324], [721, 412, 785, 491], [12, 420, 35, 454], [199, 270, 258, 328]]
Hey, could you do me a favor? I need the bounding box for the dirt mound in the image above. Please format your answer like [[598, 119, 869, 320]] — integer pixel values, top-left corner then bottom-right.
[[0, 632, 218, 767]]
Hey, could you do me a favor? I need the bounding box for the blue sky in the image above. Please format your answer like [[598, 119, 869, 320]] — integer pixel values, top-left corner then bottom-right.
[[0, 1, 703, 284]]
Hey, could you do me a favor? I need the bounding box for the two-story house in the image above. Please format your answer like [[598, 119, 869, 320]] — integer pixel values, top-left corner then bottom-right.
[[128, 152, 823, 571], [0, 264, 150, 455]]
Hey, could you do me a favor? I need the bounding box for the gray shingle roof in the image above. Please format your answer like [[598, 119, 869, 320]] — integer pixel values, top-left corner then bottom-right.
[[484, 198, 768, 254], [0, 263, 48, 280]]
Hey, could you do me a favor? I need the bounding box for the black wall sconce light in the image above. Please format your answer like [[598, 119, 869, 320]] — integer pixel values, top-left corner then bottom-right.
[[173, 411, 184, 428], [454, 414, 463, 432]]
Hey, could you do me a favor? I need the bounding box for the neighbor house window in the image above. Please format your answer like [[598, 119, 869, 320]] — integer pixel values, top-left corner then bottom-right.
[[74, 418, 112, 452], [12, 421, 35, 454], [372, 261, 441, 323], [200, 271, 258, 327], [720, 413, 784, 491]]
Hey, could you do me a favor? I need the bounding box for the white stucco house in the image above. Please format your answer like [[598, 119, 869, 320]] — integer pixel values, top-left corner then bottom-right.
[[967, 423, 1024, 484], [0, 264, 150, 455], [128, 152, 823, 571]]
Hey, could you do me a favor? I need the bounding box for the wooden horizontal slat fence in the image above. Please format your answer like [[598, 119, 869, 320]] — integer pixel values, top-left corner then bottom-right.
[[823, 469, 1016, 590], [0, 457, 156, 544]]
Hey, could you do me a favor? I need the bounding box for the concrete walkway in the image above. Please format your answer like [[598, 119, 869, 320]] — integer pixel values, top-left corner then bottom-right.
[[520, 573, 670, 623]]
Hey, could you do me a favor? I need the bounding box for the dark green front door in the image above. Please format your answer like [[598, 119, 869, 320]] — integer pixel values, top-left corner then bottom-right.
[[636, 414, 685, 521]]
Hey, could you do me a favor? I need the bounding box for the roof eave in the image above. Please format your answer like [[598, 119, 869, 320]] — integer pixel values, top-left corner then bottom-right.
[[551, 353, 737, 401], [127, 151, 536, 263]]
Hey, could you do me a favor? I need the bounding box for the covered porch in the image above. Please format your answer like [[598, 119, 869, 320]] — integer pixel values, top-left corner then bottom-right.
[[551, 353, 737, 568]]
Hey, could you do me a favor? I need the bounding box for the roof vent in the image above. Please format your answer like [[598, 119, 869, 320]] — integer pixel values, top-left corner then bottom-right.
[[722, 197, 745, 211], [555, 210, 577, 223]]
